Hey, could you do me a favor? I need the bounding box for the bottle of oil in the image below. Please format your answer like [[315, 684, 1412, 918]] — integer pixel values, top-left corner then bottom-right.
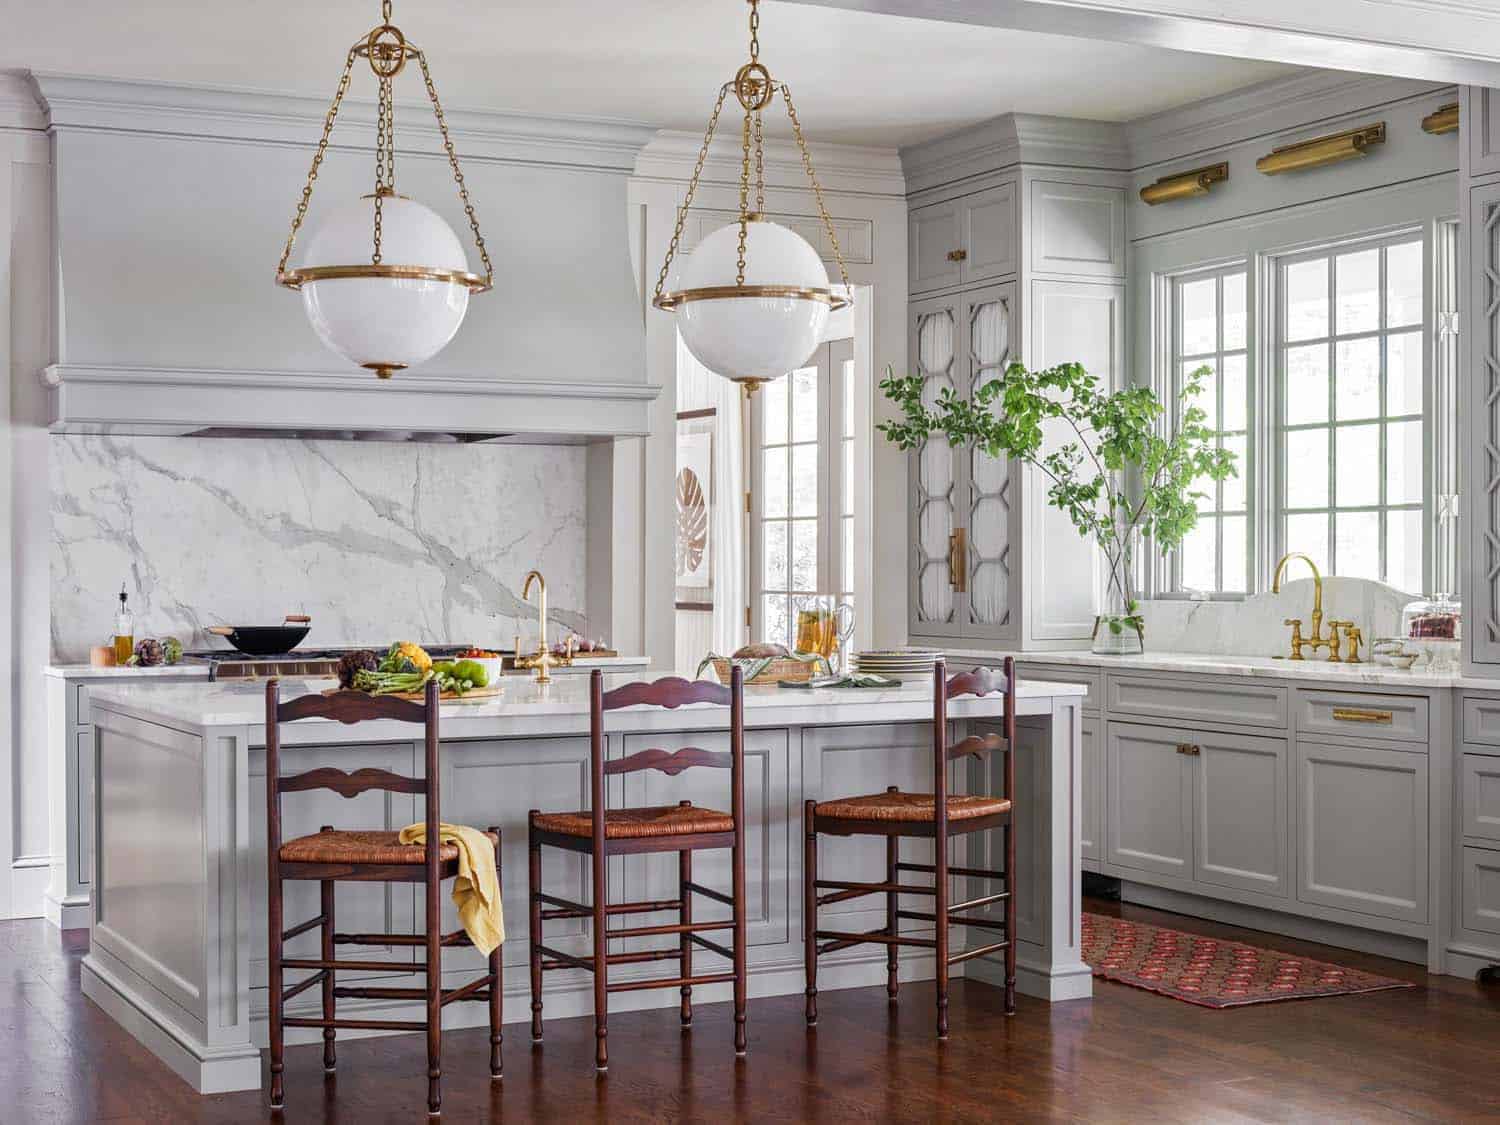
[[113, 585, 135, 665]]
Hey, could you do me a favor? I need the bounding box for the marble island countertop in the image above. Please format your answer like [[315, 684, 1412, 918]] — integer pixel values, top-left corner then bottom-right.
[[948, 647, 1497, 689], [43, 655, 647, 678], [84, 673, 1087, 733]]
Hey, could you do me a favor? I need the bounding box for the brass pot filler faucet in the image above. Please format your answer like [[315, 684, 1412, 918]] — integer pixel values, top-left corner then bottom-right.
[[1271, 552, 1362, 663]]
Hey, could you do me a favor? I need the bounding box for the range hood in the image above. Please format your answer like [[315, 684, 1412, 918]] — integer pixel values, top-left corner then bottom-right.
[[34, 73, 660, 441]]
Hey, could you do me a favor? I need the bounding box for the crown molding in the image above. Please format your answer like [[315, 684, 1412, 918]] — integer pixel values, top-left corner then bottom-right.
[[29, 72, 656, 172], [900, 113, 1129, 195], [633, 130, 906, 198], [1126, 71, 1454, 171], [0, 70, 46, 131]]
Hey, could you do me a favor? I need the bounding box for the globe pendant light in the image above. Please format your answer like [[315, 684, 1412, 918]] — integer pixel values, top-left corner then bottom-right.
[[653, 0, 852, 394], [275, 0, 492, 378]]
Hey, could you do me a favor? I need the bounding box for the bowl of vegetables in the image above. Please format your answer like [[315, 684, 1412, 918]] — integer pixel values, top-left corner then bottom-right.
[[454, 647, 504, 686], [336, 642, 494, 698]]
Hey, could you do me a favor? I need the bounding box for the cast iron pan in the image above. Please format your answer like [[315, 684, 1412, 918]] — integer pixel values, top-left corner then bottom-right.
[[206, 615, 312, 656]]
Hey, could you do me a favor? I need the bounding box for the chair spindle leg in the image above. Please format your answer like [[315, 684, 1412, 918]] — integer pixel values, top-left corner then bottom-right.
[[803, 799, 818, 1027], [528, 817, 543, 1043], [321, 877, 337, 1072], [592, 845, 608, 1071], [886, 832, 900, 999], [679, 848, 693, 1028], [489, 826, 504, 1078]]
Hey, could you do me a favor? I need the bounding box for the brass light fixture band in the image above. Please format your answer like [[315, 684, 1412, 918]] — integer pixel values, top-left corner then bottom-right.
[[1422, 102, 1459, 136], [1140, 162, 1229, 205], [1256, 123, 1386, 175], [652, 285, 851, 312], [278, 264, 491, 292]]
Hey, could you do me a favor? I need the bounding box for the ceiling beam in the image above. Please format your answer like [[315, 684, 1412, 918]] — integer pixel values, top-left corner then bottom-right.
[[777, 0, 1500, 87]]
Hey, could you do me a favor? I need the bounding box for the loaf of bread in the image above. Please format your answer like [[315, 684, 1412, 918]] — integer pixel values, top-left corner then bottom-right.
[[733, 642, 790, 659]]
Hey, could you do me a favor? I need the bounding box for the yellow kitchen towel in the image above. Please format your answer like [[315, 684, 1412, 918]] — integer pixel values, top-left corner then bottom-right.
[[397, 822, 505, 956]]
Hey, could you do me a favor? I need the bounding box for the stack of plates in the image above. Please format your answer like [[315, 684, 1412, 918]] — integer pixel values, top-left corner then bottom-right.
[[851, 647, 943, 681]]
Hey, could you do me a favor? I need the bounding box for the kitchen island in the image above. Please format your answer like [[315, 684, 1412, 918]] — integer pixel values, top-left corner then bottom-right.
[[80, 674, 1087, 1094]]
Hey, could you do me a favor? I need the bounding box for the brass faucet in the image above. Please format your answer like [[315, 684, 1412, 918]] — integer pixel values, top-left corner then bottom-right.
[[513, 570, 573, 684], [1272, 552, 1333, 660], [1329, 621, 1364, 664]]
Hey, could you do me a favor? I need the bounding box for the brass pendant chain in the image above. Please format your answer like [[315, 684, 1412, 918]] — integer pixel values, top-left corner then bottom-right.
[[372, 74, 394, 265], [737, 107, 752, 287], [651, 83, 730, 306], [417, 51, 494, 289], [276, 49, 357, 281], [782, 81, 852, 297]]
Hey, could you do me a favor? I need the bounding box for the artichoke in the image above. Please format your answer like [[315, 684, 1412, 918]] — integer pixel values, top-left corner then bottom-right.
[[336, 650, 380, 689], [161, 636, 183, 665], [132, 638, 164, 667]]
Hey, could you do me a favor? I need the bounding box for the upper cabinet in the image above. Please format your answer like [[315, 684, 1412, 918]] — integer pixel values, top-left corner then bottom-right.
[[1030, 180, 1126, 279], [909, 182, 1018, 296]]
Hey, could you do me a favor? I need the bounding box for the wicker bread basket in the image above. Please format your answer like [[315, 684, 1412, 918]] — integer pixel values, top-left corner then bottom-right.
[[711, 657, 818, 685]]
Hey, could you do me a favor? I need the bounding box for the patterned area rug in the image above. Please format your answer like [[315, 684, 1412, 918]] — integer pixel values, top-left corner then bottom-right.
[[1080, 912, 1415, 1008]]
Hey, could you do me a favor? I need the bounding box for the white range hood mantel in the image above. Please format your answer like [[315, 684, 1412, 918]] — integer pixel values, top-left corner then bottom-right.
[[31, 72, 658, 442], [43, 363, 661, 441]]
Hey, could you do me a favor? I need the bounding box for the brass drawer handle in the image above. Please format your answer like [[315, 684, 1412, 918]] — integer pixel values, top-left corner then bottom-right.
[[1176, 743, 1200, 756], [947, 528, 968, 593], [946, 248, 968, 262], [1331, 707, 1393, 724]]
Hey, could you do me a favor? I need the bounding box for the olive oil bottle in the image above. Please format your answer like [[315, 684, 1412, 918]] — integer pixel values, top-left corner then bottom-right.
[[113, 585, 134, 665]]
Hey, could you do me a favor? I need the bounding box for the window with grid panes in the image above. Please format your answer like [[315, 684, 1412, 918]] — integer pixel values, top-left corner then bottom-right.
[[1277, 236, 1425, 593], [1173, 266, 1250, 594], [751, 339, 855, 650]]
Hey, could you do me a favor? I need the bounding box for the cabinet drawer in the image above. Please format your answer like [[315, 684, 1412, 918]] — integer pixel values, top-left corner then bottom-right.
[[1462, 753, 1500, 842], [1461, 847, 1500, 936], [1106, 675, 1287, 729], [1463, 695, 1500, 747], [1297, 690, 1427, 744], [1016, 663, 1100, 711]]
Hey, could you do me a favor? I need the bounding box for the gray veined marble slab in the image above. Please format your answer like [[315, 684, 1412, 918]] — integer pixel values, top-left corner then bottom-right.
[[950, 648, 1479, 687], [49, 434, 589, 661]]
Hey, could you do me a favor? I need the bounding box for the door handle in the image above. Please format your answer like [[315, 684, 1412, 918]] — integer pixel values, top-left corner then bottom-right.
[[1175, 743, 1201, 756], [948, 528, 968, 593], [946, 249, 968, 262]]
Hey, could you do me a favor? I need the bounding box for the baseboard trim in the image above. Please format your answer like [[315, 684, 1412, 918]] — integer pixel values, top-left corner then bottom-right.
[[1119, 882, 1429, 966], [43, 890, 90, 931]]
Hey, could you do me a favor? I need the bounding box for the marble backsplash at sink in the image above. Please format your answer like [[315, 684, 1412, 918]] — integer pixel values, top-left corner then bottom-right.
[[50, 435, 589, 662], [1138, 577, 1412, 655]]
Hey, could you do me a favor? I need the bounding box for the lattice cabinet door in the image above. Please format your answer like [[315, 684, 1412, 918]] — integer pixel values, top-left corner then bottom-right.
[[1467, 182, 1500, 664], [908, 294, 966, 638], [962, 283, 1020, 641]]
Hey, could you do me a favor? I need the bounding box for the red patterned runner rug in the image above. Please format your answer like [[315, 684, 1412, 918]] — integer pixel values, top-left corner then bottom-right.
[[1081, 912, 1415, 1008]]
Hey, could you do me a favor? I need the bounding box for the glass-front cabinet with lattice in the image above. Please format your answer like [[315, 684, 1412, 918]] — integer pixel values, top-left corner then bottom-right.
[[908, 283, 1020, 642]]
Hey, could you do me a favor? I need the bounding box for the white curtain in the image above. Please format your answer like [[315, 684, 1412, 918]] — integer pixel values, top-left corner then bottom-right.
[[676, 334, 746, 658]]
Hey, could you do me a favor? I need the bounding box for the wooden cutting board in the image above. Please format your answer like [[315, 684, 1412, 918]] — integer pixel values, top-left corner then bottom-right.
[[325, 684, 504, 704]]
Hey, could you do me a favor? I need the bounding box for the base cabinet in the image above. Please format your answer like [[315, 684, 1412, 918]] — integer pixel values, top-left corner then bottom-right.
[[1079, 716, 1101, 862], [1106, 722, 1194, 878], [1295, 740, 1428, 924]]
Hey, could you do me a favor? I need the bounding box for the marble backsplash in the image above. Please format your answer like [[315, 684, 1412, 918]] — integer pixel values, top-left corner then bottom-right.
[[1138, 577, 1412, 654], [50, 435, 589, 662]]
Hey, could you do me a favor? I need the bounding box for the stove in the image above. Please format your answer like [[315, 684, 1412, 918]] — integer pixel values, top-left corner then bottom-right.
[[188, 645, 513, 681]]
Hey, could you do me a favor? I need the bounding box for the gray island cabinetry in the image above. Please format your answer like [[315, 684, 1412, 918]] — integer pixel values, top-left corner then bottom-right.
[[79, 674, 1087, 1093]]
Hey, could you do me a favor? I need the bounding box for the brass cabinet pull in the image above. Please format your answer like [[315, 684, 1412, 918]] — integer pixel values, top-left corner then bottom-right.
[[947, 528, 968, 593], [1331, 707, 1393, 724], [946, 249, 968, 262], [1175, 743, 1201, 756]]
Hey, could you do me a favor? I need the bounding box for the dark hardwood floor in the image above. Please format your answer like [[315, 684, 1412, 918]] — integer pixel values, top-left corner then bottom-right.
[[4, 898, 1498, 1123]]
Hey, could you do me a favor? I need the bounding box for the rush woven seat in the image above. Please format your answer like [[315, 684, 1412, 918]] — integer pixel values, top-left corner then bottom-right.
[[532, 804, 733, 840], [279, 827, 498, 866], [814, 791, 1011, 823]]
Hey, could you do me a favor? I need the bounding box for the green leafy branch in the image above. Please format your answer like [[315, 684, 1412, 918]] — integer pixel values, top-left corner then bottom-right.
[[879, 361, 1236, 625]]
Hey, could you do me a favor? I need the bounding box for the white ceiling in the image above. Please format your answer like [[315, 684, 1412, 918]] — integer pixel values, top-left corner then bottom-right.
[[6, 1, 1302, 147]]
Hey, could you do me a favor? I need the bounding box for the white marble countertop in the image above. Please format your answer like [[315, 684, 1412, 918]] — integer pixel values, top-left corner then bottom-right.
[[84, 674, 1086, 733], [44, 654, 646, 679], [945, 647, 1500, 689]]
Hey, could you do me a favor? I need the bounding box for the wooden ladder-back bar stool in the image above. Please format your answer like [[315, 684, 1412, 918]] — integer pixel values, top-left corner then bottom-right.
[[803, 657, 1017, 1037], [528, 667, 747, 1071], [265, 679, 503, 1117]]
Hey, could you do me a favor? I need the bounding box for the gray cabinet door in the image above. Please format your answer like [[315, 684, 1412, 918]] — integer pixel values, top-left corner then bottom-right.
[[1295, 740, 1429, 923], [1080, 716, 1101, 862], [960, 183, 1017, 285], [1106, 721, 1194, 879], [1194, 729, 1289, 898], [909, 198, 962, 296], [908, 294, 965, 639]]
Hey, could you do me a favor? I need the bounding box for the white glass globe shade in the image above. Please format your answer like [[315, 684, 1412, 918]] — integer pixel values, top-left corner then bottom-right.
[[299, 196, 472, 374], [675, 219, 832, 382]]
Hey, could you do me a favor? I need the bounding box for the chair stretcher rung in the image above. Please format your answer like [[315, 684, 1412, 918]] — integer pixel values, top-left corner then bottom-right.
[[682, 880, 734, 907], [536, 943, 594, 972], [333, 930, 470, 947], [688, 932, 735, 960], [897, 909, 1007, 933], [440, 974, 495, 1006], [281, 957, 426, 974], [281, 969, 327, 1002], [606, 971, 735, 994], [282, 913, 328, 942], [537, 892, 681, 921], [815, 928, 935, 954], [895, 861, 1006, 881], [284, 1016, 426, 1032], [947, 939, 1010, 966], [815, 879, 935, 897], [606, 919, 732, 940], [606, 947, 683, 966], [952, 890, 1009, 912]]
